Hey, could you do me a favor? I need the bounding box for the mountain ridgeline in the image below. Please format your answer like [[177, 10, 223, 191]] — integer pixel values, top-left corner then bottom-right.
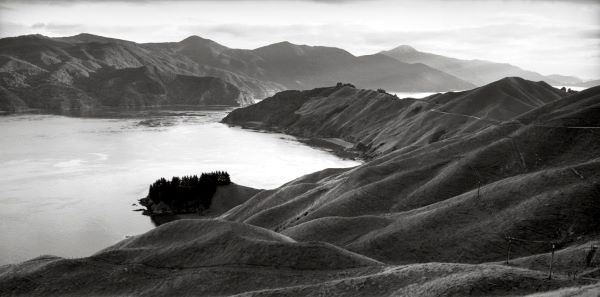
[[2, 78, 600, 295], [2, 33, 595, 114], [380, 45, 593, 87], [0, 34, 256, 113], [0, 33, 493, 113], [223, 77, 567, 158]]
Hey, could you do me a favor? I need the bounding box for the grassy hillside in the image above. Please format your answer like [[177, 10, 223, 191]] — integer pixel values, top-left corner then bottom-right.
[[2, 80, 599, 296], [223, 77, 568, 158], [221, 84, 600, 267], [1, 220, 592, 297]]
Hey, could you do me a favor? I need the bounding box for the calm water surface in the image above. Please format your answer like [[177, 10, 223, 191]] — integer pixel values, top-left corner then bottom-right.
[[0, 110, 360, 265]]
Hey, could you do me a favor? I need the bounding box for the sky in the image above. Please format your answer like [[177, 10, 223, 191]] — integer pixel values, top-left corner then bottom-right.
[[0, 0, 598, 80]]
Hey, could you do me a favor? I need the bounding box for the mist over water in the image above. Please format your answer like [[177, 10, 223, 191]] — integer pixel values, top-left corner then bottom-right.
[[0, 110, 360, 265], [553, 86, 587, 92], [392, 91, 439, 99]]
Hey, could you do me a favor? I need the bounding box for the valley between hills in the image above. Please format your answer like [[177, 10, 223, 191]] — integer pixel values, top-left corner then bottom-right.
[[1, 76, 599, 296]]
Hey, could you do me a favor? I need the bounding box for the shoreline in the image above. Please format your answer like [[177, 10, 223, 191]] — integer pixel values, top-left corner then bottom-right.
[[224, 121, 366, 161], [297, 137, 362, 161], [0, 105, 239, 118]]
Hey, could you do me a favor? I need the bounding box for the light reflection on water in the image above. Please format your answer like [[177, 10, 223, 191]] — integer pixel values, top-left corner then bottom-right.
[[0, 110, 360, 265]]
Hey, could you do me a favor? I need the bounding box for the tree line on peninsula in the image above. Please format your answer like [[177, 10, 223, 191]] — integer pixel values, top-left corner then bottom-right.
[[142, 171, 231, 214]]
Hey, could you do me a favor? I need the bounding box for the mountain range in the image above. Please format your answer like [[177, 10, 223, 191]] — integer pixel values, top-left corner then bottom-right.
[[380, 45, 587, 86], [2, 78, 599, 296], [1, 33, 596, 114]]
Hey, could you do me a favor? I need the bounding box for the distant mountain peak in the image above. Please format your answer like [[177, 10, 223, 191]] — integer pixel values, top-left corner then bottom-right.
[[254, 41, 358, 59], [264, 41, 301, 48], [482, 77, 533, 89], [179, 35, 222, 46], [276, 41, 294, 45], [253, 41, 307, 56], [178, 35, 228, 52], [389, 45, 418, 53], [380, 45, 578, 86], [57, 33, 131, 44], [71, 33, 101, 38], [180, 35, 212, 43], [17, 34, 50, 40], [490, 76, 554, 88], [495, 76, 526, 84]]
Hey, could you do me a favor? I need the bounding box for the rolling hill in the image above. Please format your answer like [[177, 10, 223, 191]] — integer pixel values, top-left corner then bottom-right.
[[223, 79, 600, 268], [223, 77, 567, 158], [2, 79, 599, 296], [0, 219, 592, 296]]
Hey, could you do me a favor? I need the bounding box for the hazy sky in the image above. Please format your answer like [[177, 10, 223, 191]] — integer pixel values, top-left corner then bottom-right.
[[0, 0, 598, 79]]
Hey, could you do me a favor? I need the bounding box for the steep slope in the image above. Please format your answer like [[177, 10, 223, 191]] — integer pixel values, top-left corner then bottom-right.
[[1, 63, 250, 113], [0, 34, 263, 112], [144, 35, 285, 99], [223, 77, 567, 158], [381, 45, 577, 86], [222, 84, 600, 266]]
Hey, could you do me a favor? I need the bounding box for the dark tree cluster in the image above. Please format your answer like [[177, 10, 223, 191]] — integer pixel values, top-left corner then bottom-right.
[[560, 87, 577, 94], [147, 171, 231, 213], [335, 82, 356, 88], [377, 88, 397, 98]]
